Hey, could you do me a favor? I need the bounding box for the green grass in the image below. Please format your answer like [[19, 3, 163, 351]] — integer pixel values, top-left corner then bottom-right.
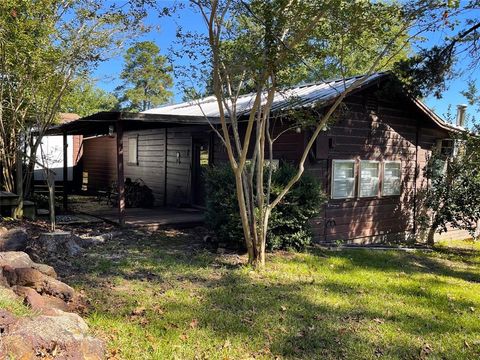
[[67, 233, 480, 359], [0, 288, 32, 317]]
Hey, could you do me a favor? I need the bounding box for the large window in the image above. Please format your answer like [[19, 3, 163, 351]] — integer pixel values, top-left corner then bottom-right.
[[331, 160, 356, 199], [359, 161, 380, 197], [128, 136, 138, 165], [382, 161, 401, 196]]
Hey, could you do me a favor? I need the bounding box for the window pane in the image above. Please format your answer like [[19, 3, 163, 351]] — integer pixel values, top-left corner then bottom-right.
[[383, 162, 401, 196], [332, 161, 355, 198], [359, 161, 379, 197], [128, 137, 137, 164]]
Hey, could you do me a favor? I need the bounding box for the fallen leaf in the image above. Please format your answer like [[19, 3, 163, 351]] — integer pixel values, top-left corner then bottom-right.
[[190, 318, 199, 329], [131, 306, 146, 316], [420, 343, 433, 359]]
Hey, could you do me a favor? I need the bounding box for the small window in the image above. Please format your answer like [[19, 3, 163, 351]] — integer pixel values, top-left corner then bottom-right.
[[331, 160, 356, 199], [382, 161, 401, 196], [359, 161, 380, 198], [128, 136, 138, 165]]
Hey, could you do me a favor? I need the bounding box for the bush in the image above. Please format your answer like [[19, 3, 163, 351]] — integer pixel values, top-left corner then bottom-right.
[[204, 163, 325, 251]]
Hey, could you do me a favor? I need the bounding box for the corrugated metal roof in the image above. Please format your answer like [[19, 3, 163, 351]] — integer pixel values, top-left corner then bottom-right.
[[143, 73, 387, 118]]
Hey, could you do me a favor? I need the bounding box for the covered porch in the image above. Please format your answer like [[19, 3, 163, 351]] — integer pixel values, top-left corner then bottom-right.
[[44, 111, 216, 228], [67, 195, 204, 230]]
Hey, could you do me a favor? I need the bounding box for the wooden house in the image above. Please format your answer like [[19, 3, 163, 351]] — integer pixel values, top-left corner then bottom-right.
[[47, 73, 468, 244]]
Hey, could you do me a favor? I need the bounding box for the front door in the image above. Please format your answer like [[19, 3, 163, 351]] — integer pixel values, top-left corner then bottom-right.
[[192, 138, 210, 206]]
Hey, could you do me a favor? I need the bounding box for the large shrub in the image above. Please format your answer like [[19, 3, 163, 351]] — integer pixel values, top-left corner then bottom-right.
[[204, 163, 325, 250]]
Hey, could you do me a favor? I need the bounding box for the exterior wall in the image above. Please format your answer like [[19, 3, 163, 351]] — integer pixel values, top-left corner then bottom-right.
[[212, 91, 462, 244], [123, 128, 166, 206], [72, 135, 83, 165], [307, 92, 450, 244], [34, 135, 75, 181], [80, 126, 210, 207], [81, 135, 117, 191]]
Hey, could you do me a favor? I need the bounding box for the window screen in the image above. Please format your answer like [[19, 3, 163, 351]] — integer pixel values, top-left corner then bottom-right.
[[382, 161, 401, 196], [128, 136, 138, 165], [332, 160, 355, 199], [359, 161, 379, 197]]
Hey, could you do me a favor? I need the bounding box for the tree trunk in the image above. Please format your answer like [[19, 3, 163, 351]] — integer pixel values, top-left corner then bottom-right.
[[426, 225, 436, 247], [46, 172, 56, 232], [13, 148, 23, 219], [234, 171, 255, 262]]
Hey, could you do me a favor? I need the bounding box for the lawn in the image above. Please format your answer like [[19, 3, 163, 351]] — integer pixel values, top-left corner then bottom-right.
[[62, 229, 480, 360]]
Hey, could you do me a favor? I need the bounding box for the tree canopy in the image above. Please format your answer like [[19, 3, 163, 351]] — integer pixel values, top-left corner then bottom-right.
[[60, 77, 118, 117], [181, 0, 449, 266], [0, 0, 151, 194], [116, 41, 173, 112]]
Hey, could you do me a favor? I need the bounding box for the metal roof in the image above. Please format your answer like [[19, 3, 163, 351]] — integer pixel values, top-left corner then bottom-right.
[[143, 73, 387, 118], [44, 72, 461, 136]]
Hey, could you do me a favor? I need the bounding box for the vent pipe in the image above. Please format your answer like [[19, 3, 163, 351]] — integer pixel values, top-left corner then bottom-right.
[[456, 104, 467, 127]]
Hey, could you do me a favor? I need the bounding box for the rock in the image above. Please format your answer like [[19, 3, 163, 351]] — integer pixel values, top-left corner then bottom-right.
[[13, 286, 71, 314], [3, 267, 75, 302], [0, 226, 7, 236], [0, 228, 28, 251], [66, 238, 83, 257], [38, 231, 85, 257], [0, 309, 105, 359], [0, 251, 57, 278], [0, 284, 19, 301], [0, 309, 18, 333], [77, 231, 122, 247]]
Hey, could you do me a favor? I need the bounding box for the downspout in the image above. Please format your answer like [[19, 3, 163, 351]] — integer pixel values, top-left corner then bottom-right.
[[163, 127, 167, 206], [413, 119, 419, 237]]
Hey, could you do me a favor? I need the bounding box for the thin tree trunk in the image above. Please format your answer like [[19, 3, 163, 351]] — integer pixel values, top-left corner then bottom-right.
[[234, 171, 255, 262], [426, 225, 436, 247], [13, 147, 23, 219]]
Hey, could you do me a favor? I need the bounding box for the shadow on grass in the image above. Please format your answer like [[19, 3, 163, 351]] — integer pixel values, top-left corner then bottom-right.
[[308, 247, 480, 284], [64, 231, 480, 359]]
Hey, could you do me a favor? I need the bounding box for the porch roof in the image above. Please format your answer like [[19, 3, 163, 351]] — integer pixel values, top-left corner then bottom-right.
[[44, 111, 220, 136]]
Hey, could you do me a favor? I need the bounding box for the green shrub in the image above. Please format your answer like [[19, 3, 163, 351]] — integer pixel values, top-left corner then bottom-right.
[[204, 163, 325, 251]]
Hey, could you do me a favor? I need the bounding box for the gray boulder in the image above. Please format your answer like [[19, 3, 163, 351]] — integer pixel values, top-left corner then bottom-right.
[[0, 228, 28, 251]]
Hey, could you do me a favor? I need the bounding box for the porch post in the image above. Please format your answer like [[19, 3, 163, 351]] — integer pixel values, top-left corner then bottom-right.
[[116, 120, 125, 227], [62, 131, 68, 211]]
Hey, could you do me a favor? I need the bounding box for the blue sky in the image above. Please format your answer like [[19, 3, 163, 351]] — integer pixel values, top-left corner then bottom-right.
[[93, 2, 479, 122]]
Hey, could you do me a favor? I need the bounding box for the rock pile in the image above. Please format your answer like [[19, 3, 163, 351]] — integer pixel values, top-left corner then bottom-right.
[[0, 237, 105, 358]]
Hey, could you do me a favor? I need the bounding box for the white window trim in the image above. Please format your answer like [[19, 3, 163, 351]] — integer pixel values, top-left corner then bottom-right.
[[331, 159, 356, 199], [358, 160, 380, 198], [382, 160, 402, 196]]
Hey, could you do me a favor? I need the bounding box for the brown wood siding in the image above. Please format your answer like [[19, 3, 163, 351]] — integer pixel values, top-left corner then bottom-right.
[[309, 93, 449, 243], [81, 126, 211, 207], [72, 135, 83, 165], [82, 135, 117, 191], [123, 129, 166, 206]]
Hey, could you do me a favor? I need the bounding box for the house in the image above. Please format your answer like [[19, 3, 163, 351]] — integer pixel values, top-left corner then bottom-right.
[[45, 73, 468, 243]]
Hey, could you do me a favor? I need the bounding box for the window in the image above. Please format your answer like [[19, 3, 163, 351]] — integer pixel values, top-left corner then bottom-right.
[[128, 136, 138, 165], [359, 161, 380, 197], [382, 161, 401, 196], [331, 160, 356, 199]]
